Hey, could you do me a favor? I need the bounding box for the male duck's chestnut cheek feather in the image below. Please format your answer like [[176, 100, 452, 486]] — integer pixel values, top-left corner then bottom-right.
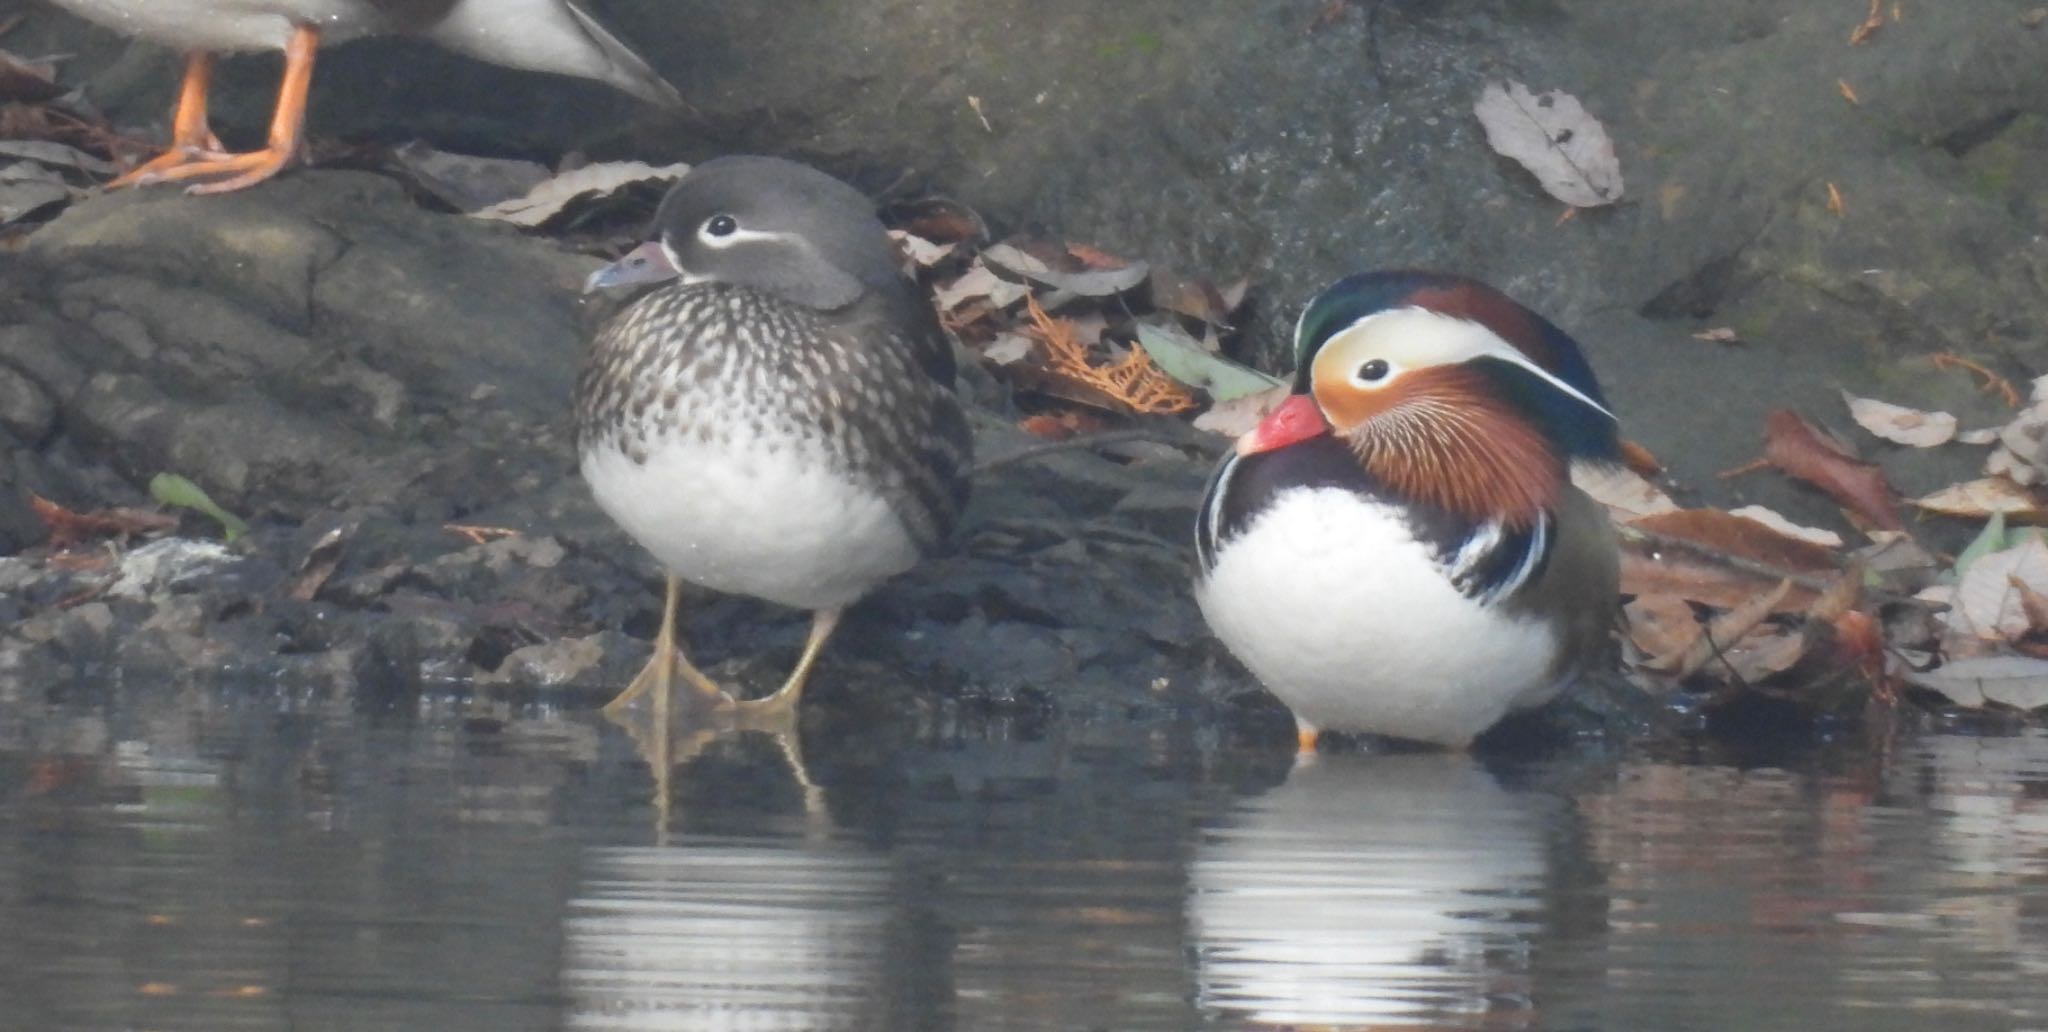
[[1338, 366, 1565, 529]]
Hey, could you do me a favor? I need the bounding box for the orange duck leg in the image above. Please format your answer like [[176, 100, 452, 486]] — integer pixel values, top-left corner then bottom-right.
[[118, 23, 319, 194]]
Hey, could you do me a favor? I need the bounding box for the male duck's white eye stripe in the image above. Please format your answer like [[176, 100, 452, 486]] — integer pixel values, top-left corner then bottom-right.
[[1330, 308, 1616, 422]]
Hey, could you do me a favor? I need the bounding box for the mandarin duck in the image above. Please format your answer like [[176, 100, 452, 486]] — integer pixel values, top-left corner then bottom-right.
[[575, 156, 970, 724], [47, 0, 680, 193], [1195, 271, 1622, 749]]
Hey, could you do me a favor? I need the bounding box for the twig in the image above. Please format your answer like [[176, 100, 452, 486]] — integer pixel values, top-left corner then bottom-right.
[[1930, 351, 2021, 407]]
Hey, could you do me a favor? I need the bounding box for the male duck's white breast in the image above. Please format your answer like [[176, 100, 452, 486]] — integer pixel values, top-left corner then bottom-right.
[[1196, 486, 1561, 747]]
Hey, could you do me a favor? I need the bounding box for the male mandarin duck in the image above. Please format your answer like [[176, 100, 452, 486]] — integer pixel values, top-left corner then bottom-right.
[[48, 0, 680, 193], [1195, 270, 1622, 750], [575, 156, 970, 723]]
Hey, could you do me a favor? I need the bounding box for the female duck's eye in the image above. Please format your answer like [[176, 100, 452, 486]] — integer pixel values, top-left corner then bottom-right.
[[705, 214, 738, 237], [1356, 358, 1390, 383]]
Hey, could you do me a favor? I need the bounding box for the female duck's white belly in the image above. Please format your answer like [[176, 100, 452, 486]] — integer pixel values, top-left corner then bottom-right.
[[1196, 486, 1563, 747], [581, 432, 919, 613], [49, 0, 384, 51]]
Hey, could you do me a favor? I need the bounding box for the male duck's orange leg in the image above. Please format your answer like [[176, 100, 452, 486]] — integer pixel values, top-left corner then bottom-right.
[[107, 51, 226, 188], [143, 23, 320, 194]]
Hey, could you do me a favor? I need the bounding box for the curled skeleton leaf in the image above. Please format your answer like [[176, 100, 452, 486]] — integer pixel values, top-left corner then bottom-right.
[[1473, 81, 1624, 207]]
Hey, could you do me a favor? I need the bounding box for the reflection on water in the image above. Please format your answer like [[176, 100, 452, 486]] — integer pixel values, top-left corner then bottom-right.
[[2, 682, 2047, 1031], [565, 838, 896, 1030], [1189, 754, 1546, 1028]]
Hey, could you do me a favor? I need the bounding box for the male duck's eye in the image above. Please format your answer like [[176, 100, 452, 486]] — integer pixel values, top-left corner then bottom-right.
[[1356, 358, 1391, 383], [705, 214, 738, 237]]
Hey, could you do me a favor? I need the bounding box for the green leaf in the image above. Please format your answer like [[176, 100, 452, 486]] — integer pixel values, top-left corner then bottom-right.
[[1952, 509, 2007, 579], [1134, 322, 1284, 402], [149, 473, 249, 543]]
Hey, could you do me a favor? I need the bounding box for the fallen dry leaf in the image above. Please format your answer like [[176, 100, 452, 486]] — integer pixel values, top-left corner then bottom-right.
[[1725, 504, 1844, 547], [1762, 409, 1903, 530], [1575, 462, 1679, 520], [934, 262, 1031, 314], [1150, 269, 1249, 328], [1472, 80, 1624, 208], [982, 240, 1150, 302], [1692, 327, 1741, 345], [1624, 594, 1700, 662], [880, 196, 987, 246], [1910, 477, 2048, 520], [1842, 389, 1956, 448], [1621, 508, 1838, 611], [1191, 384, 1289, 438], [1826, 181, 1846, 216], [469, 160, 689, 227], [1928, 536, 2048, 641], [386, 142, 550, 212], [981, 331, 1036, 366], [1986, 446, 2043, 487], [890, 230, 956, 270], [1904, 655, 2048, 710], [1648, 578, 1793, 678], [31, 494, 177, 549]]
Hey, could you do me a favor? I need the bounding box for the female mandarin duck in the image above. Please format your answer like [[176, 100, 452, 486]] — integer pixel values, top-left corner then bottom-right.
[[576, 157, 970, 725], [49, 0, 680, 193], [1195, 270, 1622, 750]]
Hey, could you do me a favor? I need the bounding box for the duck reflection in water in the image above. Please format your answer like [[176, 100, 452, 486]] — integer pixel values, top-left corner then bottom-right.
[[1188, 752, 1551, 1029]]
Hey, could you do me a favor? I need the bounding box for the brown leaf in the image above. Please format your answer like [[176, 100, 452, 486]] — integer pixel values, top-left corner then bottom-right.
[[880, 196, 987, 246], [1656, 579, 1794, 678], [1761, 409, 1904, 530], [1622, 508, 1839, 610], [1150, 268, 1248, 328], [31, 494, 177, 549], [1624, 594, 1700, 661], [1631, 508, 1842, 573]]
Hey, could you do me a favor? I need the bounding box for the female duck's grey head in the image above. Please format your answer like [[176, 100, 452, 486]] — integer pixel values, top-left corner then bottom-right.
[[649, 155, 901, 311]]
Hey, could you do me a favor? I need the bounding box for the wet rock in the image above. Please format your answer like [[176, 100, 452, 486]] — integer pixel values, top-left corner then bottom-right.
[[0, 365, 55, 444], [486, 630, 647, 691]]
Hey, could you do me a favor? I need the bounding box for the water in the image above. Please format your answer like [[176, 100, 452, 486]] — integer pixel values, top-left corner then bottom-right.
[[2, 683, 2045, 1031]]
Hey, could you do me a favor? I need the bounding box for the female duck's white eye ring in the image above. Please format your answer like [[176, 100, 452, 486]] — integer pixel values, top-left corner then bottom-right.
[[703, 214, 739, 239]]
